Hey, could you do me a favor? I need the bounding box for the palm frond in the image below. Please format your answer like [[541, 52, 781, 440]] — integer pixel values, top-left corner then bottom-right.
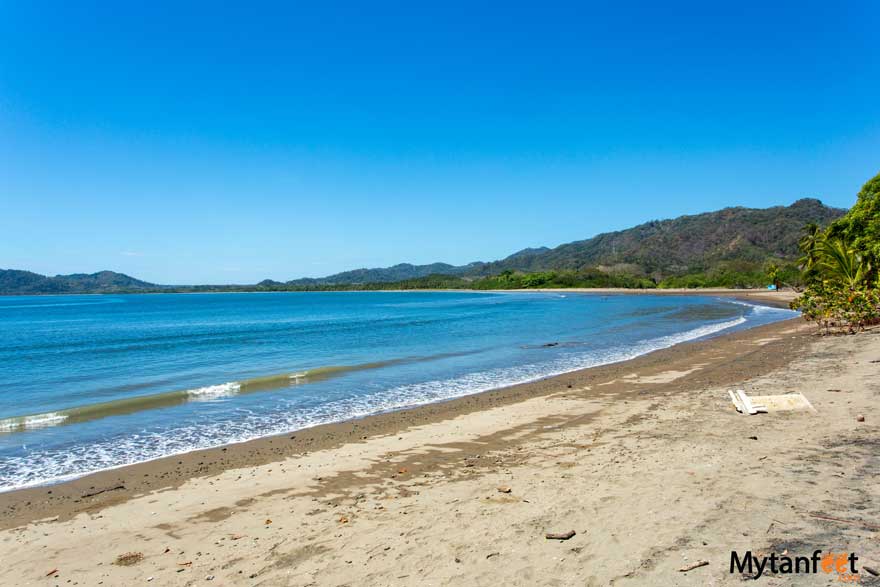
[[818, 238, 867, 288]]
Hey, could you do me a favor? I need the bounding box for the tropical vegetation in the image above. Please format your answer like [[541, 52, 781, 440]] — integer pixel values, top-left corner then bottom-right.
[[791, 171, 880, 333]]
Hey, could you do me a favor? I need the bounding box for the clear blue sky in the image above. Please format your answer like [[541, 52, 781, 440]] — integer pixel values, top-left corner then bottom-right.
[[1, 1, 878, 284]]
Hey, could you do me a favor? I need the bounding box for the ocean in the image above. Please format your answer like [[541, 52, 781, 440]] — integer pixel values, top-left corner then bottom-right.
[[0, 291, 795, 490]]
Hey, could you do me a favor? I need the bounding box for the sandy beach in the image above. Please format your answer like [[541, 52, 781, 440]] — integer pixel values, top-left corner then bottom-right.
[[2, 294, 878, 585], [5, 3, 877, 584]]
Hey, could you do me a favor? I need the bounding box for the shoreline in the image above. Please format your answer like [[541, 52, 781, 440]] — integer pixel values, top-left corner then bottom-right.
[[0, 294, 790, 438], [0, 286, 796, 297], [8, 306, 876, 585], [0, 292, 794, 486], [0, 292, 800, 530]]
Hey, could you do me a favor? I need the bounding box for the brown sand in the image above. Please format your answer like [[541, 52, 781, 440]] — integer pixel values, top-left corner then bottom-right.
[[4, 292, 878, 585]]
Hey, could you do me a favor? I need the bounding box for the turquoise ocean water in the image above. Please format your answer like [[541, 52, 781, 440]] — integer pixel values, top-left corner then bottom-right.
[[0, 291, 795, 490]]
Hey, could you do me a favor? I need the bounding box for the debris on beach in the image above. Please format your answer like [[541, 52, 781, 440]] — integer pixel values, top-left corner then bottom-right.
[[809, 512, 880, 532], [545, 530, 576, 540], [678, 560, 709, 572], [45, 568, 58, 577], [113, 552, 144, 566], [496, 486, 512, 493], [82, 484, 125, 499], [729, 389, 765, 414], [729, 390, 816, 414], [857, 414, 865, 422]]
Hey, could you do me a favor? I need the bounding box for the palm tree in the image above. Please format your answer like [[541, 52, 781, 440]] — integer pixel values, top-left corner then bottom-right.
[[818, 238, 869, 289], [798, 222, 823, 271], [764, 262, 781, 290]]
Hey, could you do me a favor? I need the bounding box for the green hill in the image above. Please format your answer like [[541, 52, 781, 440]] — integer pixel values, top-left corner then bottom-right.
[[280, 198, 845, 285], [0, 198, 847, 294], [466, 198, 844, 279], [286, 262, 476, 286], [0, 270, 158, 295]]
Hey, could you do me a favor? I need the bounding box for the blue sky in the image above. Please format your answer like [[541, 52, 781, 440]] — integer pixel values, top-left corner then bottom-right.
[[1, 1, 878, 284]]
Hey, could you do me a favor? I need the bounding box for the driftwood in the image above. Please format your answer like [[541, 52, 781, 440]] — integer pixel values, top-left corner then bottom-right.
[[545, 530, 576, 540], [863, 566, 879, 576], [81, 485, 125, 499], [809, 512, 880, 532], [678, 560, 709, 572]]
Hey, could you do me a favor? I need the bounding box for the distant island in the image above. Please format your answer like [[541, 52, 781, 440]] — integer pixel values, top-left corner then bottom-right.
[[0, 198, 845, 295]]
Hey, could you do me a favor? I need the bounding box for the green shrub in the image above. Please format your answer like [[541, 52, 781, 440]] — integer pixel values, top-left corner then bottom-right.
[[791, 280, 880, 334]]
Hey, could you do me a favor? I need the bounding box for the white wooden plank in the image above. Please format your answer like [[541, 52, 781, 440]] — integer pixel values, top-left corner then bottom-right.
[[728, 390, 746, 413]]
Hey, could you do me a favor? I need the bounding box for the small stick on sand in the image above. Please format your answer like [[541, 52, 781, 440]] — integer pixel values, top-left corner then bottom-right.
[[545, 530, 576, 540], [678, 560, 709, 572], [809, 512, 880, 532], [81, 485, 125, 499]]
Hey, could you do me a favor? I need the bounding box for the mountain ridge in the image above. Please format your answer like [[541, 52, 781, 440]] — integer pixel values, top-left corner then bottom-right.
[[0, 198, 847, 294], [279, 198, 845, 285]]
